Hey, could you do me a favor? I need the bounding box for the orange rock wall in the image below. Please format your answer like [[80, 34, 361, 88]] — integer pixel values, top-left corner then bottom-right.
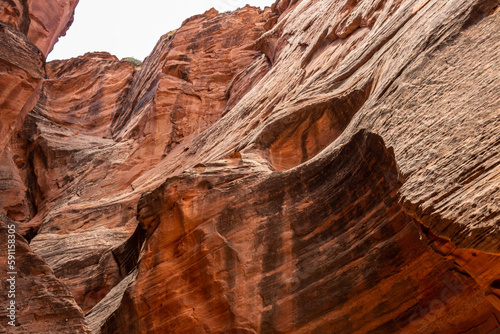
[[0, 1, 90, 332], [0, 0, 499, 333]]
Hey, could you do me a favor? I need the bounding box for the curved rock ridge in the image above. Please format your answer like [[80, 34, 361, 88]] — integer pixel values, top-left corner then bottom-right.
[[19, 5, 278, 316], [26, 0, 80, 56], [0, 0, 499, 333], [95, 130, 499, 333]]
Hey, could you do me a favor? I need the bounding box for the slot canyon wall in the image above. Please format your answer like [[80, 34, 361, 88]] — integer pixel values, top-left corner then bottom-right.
[[0, 0, 499, 333]]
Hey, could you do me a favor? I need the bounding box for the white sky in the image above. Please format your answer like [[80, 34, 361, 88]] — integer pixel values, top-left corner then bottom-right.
[[48, 0, 276, 61]]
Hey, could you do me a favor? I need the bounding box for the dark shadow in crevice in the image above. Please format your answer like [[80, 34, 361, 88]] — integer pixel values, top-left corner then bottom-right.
[[256, 82, 371, 171], [461, 0, 499, 31]]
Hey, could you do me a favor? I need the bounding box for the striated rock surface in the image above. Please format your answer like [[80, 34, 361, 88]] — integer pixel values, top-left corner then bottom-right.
[[112, 6, 274, 154], [0, 0, 499, 333], [24, 53, 138, 313], [0, 21, 44, 154], [0, 0, 93, 333], [26, 0, 80, 56], [94, 129, 499, 333], [0, 0, 79, 56], [25, 6, 275, 315], [0, 0, 79, 156], [0, 214, 92, 333]]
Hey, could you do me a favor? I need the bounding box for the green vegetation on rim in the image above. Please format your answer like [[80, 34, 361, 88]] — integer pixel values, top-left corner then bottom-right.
[[122, 57, 142, 67]]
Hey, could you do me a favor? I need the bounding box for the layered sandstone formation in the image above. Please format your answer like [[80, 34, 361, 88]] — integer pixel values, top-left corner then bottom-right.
[[25, 6, 274, 315], [1, 0, 499, 333], [0, 0, 79, 151], [0, 214, 91, 333], [0, 1, 91, 332], [0, 0, 79, 56]]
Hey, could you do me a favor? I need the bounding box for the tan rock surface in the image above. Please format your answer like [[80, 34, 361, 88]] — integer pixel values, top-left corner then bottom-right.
[[0, 214, 91, 333]]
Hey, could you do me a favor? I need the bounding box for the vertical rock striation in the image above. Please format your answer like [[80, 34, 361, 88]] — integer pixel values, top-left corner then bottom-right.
[[0, 0, 499, 333], [24, 6, 276, 315], [0, 1, 89, 332], [0, 21, 44, 154]]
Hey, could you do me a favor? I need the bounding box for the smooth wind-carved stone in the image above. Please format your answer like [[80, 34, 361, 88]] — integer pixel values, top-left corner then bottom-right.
[[0, 0, 499, 333]]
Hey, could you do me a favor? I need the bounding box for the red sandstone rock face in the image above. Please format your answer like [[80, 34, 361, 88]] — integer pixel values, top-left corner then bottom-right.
[[84, 1, 499, 332], [0, 0, 77, 153], [0, 1, 91, 332], [18, 53, 137, 313], [26, 0, 80, 56], [112, 7, 274, 155], [0, 0, 499, 333], [0, 21, 44, 154], [0, 214, 92, 333], [0, 0, 30, 35], [0, 0, 79, 56], [21, 6, 275, 315], [94, 130, 498, 333]]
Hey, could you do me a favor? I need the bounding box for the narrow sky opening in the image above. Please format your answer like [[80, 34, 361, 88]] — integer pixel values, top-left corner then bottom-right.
[[47, 0, 276, 61]]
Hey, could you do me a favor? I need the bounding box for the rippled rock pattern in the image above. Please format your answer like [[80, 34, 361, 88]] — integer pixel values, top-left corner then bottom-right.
[[0, 1, 90, 332], [0, 0, 499, 333]]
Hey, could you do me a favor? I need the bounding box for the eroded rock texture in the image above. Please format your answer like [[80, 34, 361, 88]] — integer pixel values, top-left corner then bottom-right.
[[0, 0, 80, 56], [0, 1, 89, 332], [0, 0, 79, 152], [1, 0, 499, 333], [0, 214, 91, 333], [0, 21, 44, 154], [21, 6, 275, 315], [26, 0, 80, 56], [99, 130, 499, 333]]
